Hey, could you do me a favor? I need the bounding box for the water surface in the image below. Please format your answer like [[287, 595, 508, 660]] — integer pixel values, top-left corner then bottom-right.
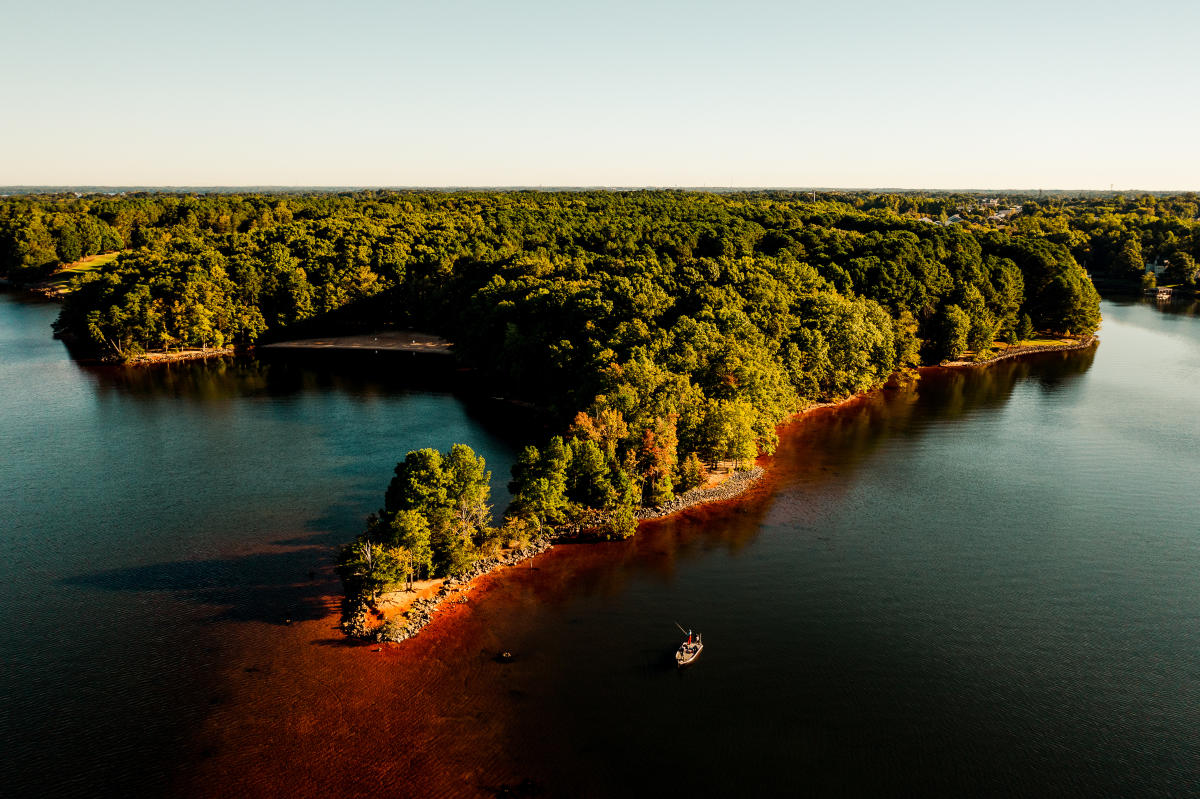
[[3, 293, 1199, 797], [0, 292, 522, 796]]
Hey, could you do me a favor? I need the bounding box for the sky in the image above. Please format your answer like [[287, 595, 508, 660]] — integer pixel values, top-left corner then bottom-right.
[[2, 0, 1197, 189]]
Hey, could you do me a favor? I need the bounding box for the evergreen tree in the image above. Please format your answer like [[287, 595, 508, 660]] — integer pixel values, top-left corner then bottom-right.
[[444, 443, 491, 529]]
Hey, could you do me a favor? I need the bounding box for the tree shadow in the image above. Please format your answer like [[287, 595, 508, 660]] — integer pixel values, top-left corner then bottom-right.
[[62, 530, 345, 626], [309, 637, 376, 649], [258, 285, 408, 344]]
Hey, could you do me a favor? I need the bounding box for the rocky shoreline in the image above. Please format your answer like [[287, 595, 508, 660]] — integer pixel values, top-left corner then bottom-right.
[[123, 347, 236, 365], [342, 466, 767, 644], [342, 538, 555, 642], [940, 336, 1096, 368], [635, 466, 765, 520]]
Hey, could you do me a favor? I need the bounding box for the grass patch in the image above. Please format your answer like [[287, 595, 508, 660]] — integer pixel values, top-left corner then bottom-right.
[[954, 335, 1084, 363], [45, 252, 122, 287], [1013, 337, 1073, 347]]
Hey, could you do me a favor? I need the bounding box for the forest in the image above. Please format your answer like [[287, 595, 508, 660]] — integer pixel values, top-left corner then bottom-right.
[[1005, 194, 1200, 290], [0, 188, 1135, 585]]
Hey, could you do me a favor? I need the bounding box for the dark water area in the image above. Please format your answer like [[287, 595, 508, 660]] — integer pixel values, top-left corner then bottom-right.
[[488, 299, 1200, 797], [3, 291, 1200, 797]]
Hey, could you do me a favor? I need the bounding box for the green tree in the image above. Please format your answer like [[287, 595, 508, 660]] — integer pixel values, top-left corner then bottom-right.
[[339, 540, 411, 600], [431, 523, 476, 576], [498, 515, 537, 548], [606, 503, 638, 540], [444, 443, 492, 530], [698, 399, 731, 468], [1112, 236, 1145, 282], [1017, 313, 1035, 341], [724, 400, 759, 470], [937, 304, 971, 359], [566, 438, 615, 509], [1162, 253, 1197, 286], [388, 510, 433, 581], [385, 449, 450, 522], [508, 439, 570, 525]]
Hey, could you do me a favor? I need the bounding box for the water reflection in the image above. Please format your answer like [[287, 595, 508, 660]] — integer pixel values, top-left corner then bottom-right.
[[515, 343, 1103, 604], [1150, 294, 1200, 317], [0, 291, 533, 798], [80, 352, 544, 448]]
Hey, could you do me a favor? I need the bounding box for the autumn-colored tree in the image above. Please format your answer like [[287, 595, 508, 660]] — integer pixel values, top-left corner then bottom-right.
[[677, 452, 708, 492]]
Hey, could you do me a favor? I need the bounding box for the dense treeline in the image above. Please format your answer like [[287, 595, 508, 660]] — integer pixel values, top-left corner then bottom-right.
[[1009, 194, 1200, 288], [1, 190, 1111, 579]]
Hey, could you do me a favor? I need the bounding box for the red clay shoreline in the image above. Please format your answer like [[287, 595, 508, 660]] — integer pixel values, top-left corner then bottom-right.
[[342, 335, 1101, 647], [176, 391, 871, 798]]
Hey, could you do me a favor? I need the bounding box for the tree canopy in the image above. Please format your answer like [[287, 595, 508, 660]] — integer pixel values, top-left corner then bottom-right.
[[0, 189, 1120, 573]]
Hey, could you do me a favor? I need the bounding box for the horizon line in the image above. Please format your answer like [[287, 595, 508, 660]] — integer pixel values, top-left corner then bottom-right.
[[3, 185, 1197, 194]]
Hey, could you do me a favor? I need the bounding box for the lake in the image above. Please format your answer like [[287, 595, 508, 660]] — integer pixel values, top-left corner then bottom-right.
[[1, 292, 1198, 797]]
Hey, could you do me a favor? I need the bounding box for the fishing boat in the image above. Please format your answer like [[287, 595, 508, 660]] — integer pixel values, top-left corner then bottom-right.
[[675, 624, 703, 667]]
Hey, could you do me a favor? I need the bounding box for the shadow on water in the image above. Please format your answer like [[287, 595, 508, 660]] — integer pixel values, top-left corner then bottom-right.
[[482, 344, 1103, 618], [79, 350, 548, 447], [768, 344, 1098, 482], [485, 346, 1107, 798], [56, 341, 1100, 646], [62, 530, 344, 626]]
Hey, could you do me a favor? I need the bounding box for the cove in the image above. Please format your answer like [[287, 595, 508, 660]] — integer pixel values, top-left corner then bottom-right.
[[0, 290, 525, 797]]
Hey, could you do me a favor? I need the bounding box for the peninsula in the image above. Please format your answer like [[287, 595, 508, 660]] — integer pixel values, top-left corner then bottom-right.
[[0, 189, 1136, 642]]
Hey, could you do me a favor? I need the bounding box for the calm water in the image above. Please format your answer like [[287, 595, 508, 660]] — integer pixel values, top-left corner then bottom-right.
[[492, 298, 1200, 797], [0, 292, 524, 796], [2, 291, 1199, 797]]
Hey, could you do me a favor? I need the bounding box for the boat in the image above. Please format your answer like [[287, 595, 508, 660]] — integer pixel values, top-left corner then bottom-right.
[[675, 624, 703, 667]]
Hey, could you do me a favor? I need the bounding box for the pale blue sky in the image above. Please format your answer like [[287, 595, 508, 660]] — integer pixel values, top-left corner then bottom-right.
[[2, 0, 1197, 188]]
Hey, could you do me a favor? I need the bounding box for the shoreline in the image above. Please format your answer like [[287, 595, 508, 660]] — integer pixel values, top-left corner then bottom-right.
[[345, 467, 769, 644], [259, 330, 453, 355], [341, 337, 1102, 647], [939, 335, 1097, 368], [343, 538, 555, 642], [122, 347, 236, 365], [2, 276, 1104, 374], [178, 334, 1109, 797], [635, 465, 765, 521]]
